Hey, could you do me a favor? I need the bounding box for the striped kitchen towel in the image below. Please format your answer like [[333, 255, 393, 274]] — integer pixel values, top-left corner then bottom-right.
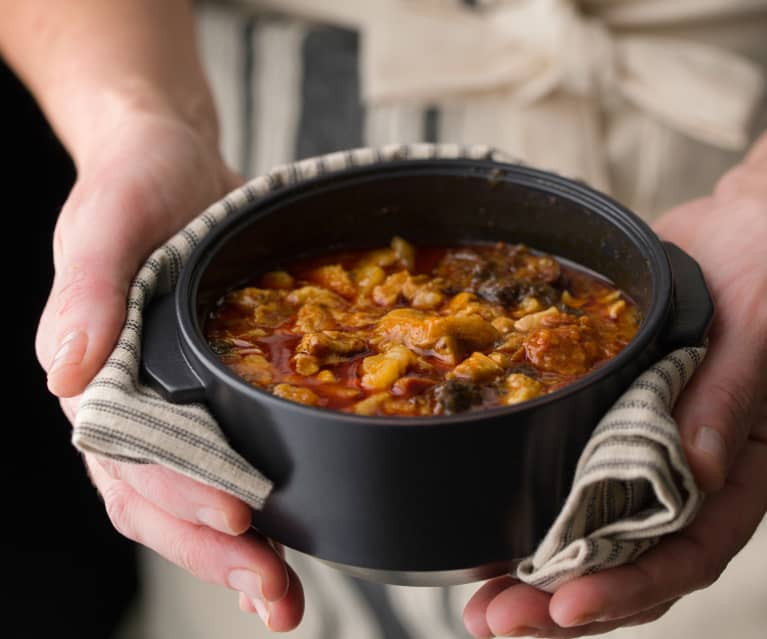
[[72, 143, 705, 589]]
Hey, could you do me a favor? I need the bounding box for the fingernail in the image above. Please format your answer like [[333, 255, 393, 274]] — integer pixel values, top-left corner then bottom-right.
[[48, 331, 87, 375], [694, 426, 726, 464], [228, 569, 265, 601], [251, 596, 271, 628], [196, 507, 237, 535]]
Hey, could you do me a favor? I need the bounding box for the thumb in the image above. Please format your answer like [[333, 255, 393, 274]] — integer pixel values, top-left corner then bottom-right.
[[37, 251, 135, 398], [36, 185, 158, 398], [673, 313, 765, 492]]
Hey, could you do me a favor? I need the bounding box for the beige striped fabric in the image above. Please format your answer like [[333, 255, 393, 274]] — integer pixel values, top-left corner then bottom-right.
[[72, 143, 705, 587], [516, 346, 705, 590]]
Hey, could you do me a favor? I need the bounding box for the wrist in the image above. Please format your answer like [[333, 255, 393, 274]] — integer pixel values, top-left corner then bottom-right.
[[58, 76, 219, 170]]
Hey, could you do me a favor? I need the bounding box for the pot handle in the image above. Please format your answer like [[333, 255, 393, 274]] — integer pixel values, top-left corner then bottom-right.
[[141, 293, 207, 403], [661, 241, 715, 348]]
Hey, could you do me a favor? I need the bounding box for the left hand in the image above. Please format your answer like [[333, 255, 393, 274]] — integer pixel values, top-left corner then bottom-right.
[[463, 145, 767, 638], [35, 108, 305, 632]]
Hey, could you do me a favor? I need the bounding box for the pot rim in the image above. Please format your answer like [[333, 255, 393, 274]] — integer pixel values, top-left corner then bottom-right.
[[176, 158, 672, 428]]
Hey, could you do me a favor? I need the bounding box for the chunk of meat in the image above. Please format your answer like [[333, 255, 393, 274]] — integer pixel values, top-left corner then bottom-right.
[[371, 271, 408, 306], [391, 376, 438, 397], [391, 236, 416, 271], [353, 392, 389, 415], [361, 345, 417, 390], [273, 383, 321, 406], [316, 370, 337, 383], [287, 286, 345, 308], [478, 281, 560, 308], [229, 353, 273, 385], [252, 303, 293, 328], [352, 263, 386, 294], [481, 331, 527, 367], [487, 350, 516, 369], [523, 324, 601, 375], [222, 288, 293, 328], [516, 296, 542, 316], [223, 287, 284, 312], [447, 291, 503, 321], [449, 352, 504, 383], [293, 353, 320, 376], [435, 315, 501, 353], [374, 309, 500, 364], [491, 316, 516, 334], [372, 272, 445, 309], [373, 309, 436, 348], [429, 314, 501, 364], [514, 306, 577, 332], [504, 373, 544, 405], [296, 331, 367, 365], [306, 264, 356, 299], [331, 308, 382, 329], [405, 277, 445, 310], [434, 244, 561, 303], [295, 303, 336, 332]]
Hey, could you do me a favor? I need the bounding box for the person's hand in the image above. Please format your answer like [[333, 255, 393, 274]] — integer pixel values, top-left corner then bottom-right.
[[35, 108, 304, 631], [463, 141, 767, 638]]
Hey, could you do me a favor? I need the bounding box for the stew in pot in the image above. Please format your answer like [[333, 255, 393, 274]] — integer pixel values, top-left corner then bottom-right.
[[205, 238, 640, 416]]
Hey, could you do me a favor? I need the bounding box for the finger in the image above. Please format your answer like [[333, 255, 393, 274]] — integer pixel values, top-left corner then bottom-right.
[[96, 458, 252, 536], [38, 257, 130, 398], [672, 307, 765, 491], [549, 430, 767, 628], [264, 563, 305, 632], [463, 576, 518, 638], [238, 564, 305, 632], [86, 455, 292, 604], [484, 581, 554, 637]]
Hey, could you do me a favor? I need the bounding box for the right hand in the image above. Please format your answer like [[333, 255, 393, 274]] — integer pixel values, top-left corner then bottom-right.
[[36, 107, 304, 631]]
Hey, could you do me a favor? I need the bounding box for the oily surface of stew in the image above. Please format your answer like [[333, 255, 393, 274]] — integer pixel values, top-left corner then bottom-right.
[[205, 238, 640, 416]]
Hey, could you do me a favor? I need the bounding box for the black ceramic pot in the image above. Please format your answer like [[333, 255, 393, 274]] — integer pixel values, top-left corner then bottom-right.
[[142, 159, 713, 585]]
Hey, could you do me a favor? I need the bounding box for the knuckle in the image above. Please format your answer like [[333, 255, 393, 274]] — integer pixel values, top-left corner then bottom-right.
[[53, 267, 95, 318], [102, 481, 138, 541], [51, 263, 126, 325]]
